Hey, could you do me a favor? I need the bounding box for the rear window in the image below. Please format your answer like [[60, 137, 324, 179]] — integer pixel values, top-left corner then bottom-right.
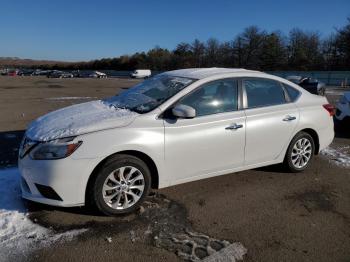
[[283, 84, 301, 102], [244, 78, 287, 108]]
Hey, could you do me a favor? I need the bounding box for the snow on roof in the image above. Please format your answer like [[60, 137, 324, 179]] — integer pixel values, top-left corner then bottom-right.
[[163, 68, 260, 79]]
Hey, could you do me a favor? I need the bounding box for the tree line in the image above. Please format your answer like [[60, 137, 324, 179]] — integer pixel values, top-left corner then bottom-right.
[[25, 18, 350, 71]]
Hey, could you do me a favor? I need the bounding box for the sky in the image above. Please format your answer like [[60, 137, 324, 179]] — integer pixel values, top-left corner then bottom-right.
[[0, 0, 349, 61]]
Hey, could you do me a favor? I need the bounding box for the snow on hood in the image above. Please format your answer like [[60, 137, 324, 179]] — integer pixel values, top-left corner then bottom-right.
[[26, 100, 138, 142]]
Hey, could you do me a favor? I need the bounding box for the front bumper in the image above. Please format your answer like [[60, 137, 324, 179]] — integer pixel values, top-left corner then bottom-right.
[[19, 155, 100, 207]]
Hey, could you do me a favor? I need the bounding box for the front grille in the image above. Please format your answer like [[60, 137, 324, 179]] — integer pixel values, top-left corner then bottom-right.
[[35, 184, 63, 201]]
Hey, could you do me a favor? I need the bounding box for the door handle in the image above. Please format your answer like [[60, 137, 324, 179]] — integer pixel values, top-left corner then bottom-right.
[[283, 115, 296, 121], [225, 123, 243, 130]]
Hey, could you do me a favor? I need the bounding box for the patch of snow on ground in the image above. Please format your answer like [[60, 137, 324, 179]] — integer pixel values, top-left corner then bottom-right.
[[203, 243, 247, 262], [0, 168, 86, 260], [321, 146, 350, 168]]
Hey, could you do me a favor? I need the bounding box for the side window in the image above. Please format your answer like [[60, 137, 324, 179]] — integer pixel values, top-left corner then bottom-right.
[[244, 78, 286, 108], [283, 83, 300, 102], [178, 79, 238, 117]]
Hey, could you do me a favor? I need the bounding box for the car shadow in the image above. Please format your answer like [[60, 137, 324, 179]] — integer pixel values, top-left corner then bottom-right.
[[0, 130, 25, 168], [24, 199, 102, 216], [254, 164, 288, 173], [334, 118, 350, 139]]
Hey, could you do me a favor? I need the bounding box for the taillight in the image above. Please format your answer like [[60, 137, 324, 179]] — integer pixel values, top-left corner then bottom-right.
[[323, 104, 335, 116]]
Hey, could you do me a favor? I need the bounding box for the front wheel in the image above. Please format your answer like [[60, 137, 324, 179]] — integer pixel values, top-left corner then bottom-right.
[[283, 132, 315, 172], [88, 155, 151, 216]]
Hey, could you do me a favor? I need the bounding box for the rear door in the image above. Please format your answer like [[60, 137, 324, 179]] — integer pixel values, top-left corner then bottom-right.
[[243, 78, 299, 165]]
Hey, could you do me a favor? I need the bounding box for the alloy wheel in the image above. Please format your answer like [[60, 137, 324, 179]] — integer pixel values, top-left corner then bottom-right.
[[291, 138, 312, 168], [102, 166, 145, 210]]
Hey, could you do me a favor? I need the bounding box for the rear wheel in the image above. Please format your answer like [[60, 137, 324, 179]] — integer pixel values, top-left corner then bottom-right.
[[88, 154, 151, 216], [283, 132, 315, 172]]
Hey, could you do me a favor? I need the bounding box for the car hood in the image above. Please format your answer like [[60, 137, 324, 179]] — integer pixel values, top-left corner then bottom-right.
[[26, 100, 138, 142]]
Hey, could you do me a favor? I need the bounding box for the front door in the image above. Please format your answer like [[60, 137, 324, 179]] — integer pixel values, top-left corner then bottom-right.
[[163, 78, 246, 185]]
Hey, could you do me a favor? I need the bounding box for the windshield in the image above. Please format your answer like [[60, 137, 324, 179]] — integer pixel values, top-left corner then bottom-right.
[[104, 75, 196, 113]]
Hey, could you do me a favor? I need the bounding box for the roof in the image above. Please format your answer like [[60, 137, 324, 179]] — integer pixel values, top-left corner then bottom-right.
[[163, 67, 260, 79]]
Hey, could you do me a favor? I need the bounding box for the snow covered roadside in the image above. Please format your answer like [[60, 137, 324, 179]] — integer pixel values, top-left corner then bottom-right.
[[320, 146, 350, 168], [0, 168, 86, 261]]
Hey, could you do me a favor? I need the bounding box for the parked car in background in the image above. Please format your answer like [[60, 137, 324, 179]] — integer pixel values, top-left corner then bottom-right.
[[86, 71, 108, 78], [286, 76, 326, 96], [18, 69, 35, 76], [32, 70, 52, 76], [72, 70, 81, 78], [73, 71, 106, 78], [87, 72, 100, 78], [47, 70, 73, 78], [19, 68, 334, 216], [72, 70, 91, 78], [130, 69, 151, 79], [95, 71, 107, 78], [7, 70, 18, 76], [335, 91, 350, 122]]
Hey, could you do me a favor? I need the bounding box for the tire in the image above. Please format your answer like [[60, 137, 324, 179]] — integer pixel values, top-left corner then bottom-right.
[[88, 154, 151, 216], [283, 131, 315, 172]]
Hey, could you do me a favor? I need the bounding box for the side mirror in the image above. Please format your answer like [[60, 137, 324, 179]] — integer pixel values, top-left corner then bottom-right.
[[172, 104, 196, 119]]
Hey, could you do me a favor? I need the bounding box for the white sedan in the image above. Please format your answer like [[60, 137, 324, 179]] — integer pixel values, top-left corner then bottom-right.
[[19, 68, 334, 215]]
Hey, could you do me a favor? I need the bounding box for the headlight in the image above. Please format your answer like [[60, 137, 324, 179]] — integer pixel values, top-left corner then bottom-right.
[[20, 137, 38, 158], [29, 137, 82, 160]]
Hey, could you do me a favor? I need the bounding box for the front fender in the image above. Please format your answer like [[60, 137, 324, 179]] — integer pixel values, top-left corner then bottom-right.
[[71, 122, 168, 189]]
